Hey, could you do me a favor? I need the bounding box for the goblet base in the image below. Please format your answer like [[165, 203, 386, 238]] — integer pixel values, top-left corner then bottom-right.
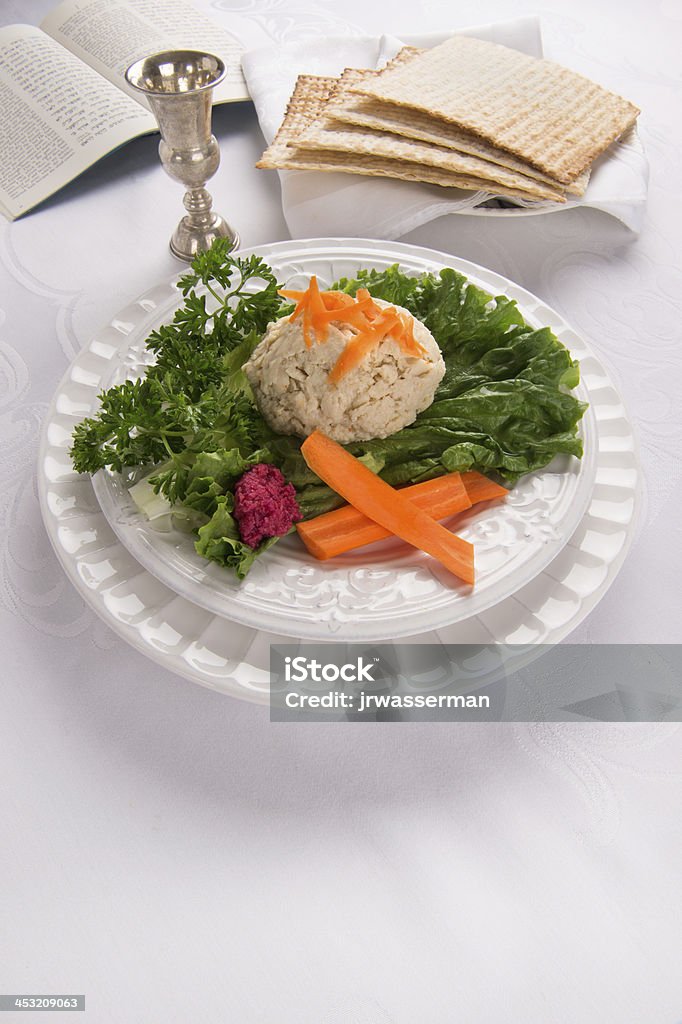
[[169, 213, 239, 262]]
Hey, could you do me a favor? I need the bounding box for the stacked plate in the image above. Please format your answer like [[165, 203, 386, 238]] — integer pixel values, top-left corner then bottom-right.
[[38, 239, 640, 702]]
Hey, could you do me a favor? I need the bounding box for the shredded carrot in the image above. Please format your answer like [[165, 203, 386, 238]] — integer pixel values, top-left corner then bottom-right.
[[279, 291, 307, 321], [284, 275, 328, 347], [279, 286, 352, 309], [355, 288, 382, 321], [300, 431, 475, 585], [328, 309, 401, 384], [306, 276, 328, 342], [297, 472, 471, 560], [277, 279, 428, 376], [321, 290, 355, 309], [396, 311, 427, 357], [320, 297, 376, 329]]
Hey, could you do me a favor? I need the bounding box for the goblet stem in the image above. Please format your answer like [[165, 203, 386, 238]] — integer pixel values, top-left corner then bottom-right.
[[170, 187, 239, 261], [185, 187, 214, 222], [125, 50, 239, 261]]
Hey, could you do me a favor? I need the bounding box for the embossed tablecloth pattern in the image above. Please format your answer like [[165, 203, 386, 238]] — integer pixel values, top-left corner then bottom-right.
[[1, 2, 681, 1022]]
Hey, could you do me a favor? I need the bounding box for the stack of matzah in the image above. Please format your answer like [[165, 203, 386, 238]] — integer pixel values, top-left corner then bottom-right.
[[257, 35, 640, 206]]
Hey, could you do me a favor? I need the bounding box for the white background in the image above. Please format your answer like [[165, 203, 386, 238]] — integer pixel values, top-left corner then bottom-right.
[[1, 1, 681, 1021]]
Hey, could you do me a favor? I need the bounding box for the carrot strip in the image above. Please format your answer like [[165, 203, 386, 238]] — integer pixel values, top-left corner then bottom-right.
[[319, 297, 375, 328], [321, 290, 355, 309], [461, 471, 509, 504], [306, 276, 329, 342], [302, 301, 313, 348], [300, 431, 475, 584], [297, 470, 508, 560], [328, 309, 400, 383], [283, 293, 307, 322], [282, 279, 363, 346], [396, 310, 426, 357], [279, 287, 354, 310], [355, 288, 382, 321], [297, 473, 471, 560]]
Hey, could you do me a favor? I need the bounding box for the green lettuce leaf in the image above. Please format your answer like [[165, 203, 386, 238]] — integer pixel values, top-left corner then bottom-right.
[[194, 493, 281, 579], [72, 246, 588, 581], [336, 265, 587, 485], [150, 446, 273, 514]]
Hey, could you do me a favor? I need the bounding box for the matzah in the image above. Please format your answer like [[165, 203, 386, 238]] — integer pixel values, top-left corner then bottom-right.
[[293, 121, 567, 202], [257, 74, 565, 202], [352, 35, 639, 183], [327, 67, 589, 197]]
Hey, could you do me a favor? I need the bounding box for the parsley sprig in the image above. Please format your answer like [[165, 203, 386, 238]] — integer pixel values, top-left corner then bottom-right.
[[70, 241, 281, 475]]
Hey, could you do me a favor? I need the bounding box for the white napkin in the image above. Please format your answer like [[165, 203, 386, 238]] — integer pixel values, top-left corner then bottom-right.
[[241, 18, 649, 237]]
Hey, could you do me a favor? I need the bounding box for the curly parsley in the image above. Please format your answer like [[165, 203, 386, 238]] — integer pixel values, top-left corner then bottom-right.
[[70, 240, 280, 474]]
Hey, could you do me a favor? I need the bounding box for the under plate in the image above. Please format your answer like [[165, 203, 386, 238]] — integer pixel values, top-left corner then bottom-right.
[[38, 240, 640, 700]]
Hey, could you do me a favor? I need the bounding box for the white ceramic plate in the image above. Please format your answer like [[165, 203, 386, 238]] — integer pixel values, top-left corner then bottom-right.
[[38, 419, 639, 706], [85, 240, 597, 641], [37, 244, 640, 701]]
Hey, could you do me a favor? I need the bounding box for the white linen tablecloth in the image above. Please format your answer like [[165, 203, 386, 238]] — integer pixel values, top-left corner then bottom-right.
[[1, 1, 681, 1022]]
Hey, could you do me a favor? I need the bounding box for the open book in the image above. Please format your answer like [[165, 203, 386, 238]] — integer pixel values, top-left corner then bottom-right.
[[0, 0, 264, 221]]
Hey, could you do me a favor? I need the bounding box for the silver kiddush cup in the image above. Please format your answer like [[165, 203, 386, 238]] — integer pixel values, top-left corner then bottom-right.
[[125, 50, 239, 261]]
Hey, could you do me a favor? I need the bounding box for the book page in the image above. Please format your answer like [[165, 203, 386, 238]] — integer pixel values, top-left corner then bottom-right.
[[0, 25, 155, 220], [41, 0, 250, 105]]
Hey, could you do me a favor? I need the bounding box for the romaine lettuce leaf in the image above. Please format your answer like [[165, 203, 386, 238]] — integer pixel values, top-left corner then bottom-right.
[[74, 252, 587, 580], [336, 265, 587, 485]]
